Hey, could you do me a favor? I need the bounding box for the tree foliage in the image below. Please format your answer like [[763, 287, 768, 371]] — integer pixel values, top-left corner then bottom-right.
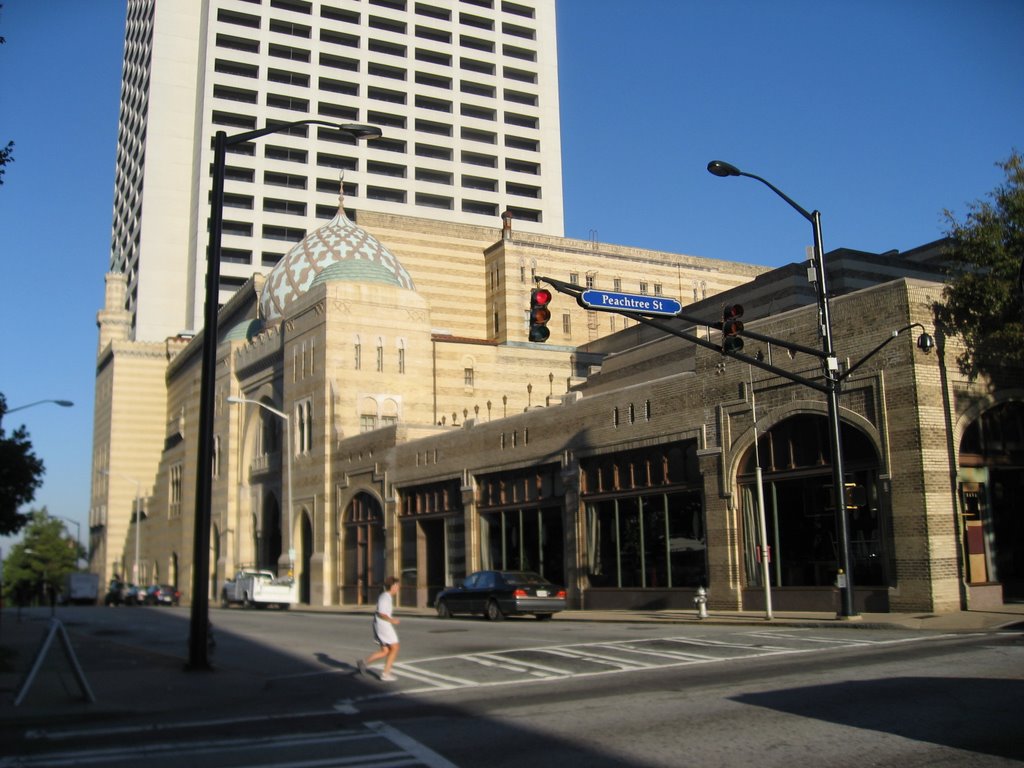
[[0, 139, 12, 186], [936, 151, 1024, 380], [2, 508, 80, 604], [0, 5, 10, 186], [0, 393, 46, 536]]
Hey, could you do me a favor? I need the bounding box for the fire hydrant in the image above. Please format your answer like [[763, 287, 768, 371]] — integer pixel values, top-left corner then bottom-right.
[[694, 585, 708, 619]]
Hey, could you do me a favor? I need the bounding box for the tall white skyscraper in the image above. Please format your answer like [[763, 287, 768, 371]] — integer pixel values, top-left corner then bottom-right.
[[110, 0, 562, 342]]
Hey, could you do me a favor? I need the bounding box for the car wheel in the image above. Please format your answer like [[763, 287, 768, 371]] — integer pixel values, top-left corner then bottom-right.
[[243, 594, 253, 609], [486, 599, 504, 622], [220, 591, 229, 609], [535, 613, 553, 621], [436, 600, 451, 619]]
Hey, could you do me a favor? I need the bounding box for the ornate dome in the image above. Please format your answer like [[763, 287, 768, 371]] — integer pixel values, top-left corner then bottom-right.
[[259, 200, 415, 324]]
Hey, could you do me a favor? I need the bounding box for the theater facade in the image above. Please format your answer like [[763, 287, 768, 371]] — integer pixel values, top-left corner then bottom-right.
[[90, 208, 1024, 616]]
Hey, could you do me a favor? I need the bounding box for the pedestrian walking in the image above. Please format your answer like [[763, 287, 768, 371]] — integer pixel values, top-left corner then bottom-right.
[[357, 576, 401, 681]]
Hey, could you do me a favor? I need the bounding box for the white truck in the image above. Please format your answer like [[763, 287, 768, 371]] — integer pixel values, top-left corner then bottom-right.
[[220, 569, 296, 609], [63, 572, 100, 605]]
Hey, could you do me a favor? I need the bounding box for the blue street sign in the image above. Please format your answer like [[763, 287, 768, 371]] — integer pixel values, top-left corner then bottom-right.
[[580, 290, 682, 316]]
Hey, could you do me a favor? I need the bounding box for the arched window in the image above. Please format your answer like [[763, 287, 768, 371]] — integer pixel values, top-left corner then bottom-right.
[[737, 415, 886, 590], [396, 338, 406, 374]]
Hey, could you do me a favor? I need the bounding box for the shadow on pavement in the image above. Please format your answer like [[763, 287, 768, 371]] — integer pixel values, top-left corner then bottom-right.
[[2, 607, 660, 768], [732, 676, 1024, 761]]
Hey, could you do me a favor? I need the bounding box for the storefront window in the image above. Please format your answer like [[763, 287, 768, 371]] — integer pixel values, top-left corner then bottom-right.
[[480, 506, 563, 581], [477, 464, 565, 583], [585, 490, 705, 588], [581, 440, 705, 589]]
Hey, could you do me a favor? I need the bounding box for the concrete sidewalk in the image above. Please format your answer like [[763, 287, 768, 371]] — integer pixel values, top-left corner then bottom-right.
[[1, 604, 1022, 732]]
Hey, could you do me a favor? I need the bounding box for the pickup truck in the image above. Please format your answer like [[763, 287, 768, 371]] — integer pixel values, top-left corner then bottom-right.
[[220, 569, 296, 609]]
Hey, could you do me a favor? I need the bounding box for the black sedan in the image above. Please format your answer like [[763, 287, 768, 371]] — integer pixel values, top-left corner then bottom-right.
[[435, 570, 566, 621]]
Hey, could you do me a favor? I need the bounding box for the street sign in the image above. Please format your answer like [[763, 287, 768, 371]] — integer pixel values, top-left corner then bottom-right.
[[580, 290, 682, 316]]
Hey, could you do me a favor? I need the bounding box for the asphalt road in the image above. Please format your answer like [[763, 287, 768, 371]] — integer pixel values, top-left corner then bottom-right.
[[5, 607, 1023, 767]]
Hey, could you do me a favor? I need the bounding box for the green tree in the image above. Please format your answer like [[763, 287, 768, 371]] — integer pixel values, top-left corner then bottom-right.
[[936, 151, 1024, 380], [0, 394, 47, 536], [2, 508, 79, 605]]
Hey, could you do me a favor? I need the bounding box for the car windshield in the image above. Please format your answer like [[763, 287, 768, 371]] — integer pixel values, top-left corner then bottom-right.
[[502, 572, 551, 586]]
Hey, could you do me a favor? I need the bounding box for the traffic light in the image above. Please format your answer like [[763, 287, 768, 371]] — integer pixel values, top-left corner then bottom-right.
[[529, 288, 552, 342], [721, 304, 744, 352]]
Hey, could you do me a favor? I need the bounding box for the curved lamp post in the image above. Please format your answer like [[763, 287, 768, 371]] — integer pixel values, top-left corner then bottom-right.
[[708, 159, 857, 618], [2, 399, 73, 427], [226, 396, 294, 575], [5, 399, 74, 415], [189, 119, 381, 670]]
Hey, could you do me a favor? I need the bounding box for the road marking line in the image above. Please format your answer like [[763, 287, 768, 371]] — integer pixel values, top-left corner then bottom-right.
[[542, 646, 656, 669], [6, 729, 401, 767], [366, 721, 460, 768], [389, 664, 479, 688], [597, 643, 720, 662], [475, 652, 569, 677]]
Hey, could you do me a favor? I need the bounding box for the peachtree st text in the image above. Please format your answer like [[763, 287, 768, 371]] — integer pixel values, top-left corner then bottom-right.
[[598, 294, 670, 312]]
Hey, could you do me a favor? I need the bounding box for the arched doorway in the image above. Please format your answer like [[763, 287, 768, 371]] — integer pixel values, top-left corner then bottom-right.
[[342, 492, 385, 605], [737, 414, 890, 611], [958, 400, 1024, 601], [262, 493, 282, 574]]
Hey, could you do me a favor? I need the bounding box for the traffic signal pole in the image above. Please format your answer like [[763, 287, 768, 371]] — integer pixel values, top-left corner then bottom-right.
[[535, 269, 897, 619]]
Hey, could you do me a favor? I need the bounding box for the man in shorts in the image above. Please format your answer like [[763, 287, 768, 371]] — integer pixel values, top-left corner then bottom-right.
[[357, 576, 401, 681]]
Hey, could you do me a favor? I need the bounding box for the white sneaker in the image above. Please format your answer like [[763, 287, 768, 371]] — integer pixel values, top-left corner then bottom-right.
[[380, 672, 398, 682]]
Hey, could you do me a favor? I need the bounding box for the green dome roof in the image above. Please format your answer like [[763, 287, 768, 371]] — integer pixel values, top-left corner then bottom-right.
[[311, 258, 406, 287], [224, 318, 264, 342]]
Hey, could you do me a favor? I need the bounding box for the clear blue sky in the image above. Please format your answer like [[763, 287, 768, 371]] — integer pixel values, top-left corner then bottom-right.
[[1, 0, 1022, 551]]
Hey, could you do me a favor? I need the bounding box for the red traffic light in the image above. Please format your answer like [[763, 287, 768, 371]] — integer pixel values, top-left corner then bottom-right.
[[721, 303, 744, 351], [529, 288, 552, 342]]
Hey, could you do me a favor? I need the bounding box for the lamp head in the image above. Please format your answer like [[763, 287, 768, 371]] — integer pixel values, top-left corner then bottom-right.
[[917, 331, 935, 353], [707, 160, 742, 178], [54, 400, 74, 407], [338, 124, 383, 141]]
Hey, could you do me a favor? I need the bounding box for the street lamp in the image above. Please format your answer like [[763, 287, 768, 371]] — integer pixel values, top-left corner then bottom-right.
[[226, 396, 294, 574], [5, 399, 74, 415], [708, 159, 857, 618], [189, 118, 381, 670], [102, 470, 143, 586], [53, 515, 83, 567], [2, 399, 73, 426]]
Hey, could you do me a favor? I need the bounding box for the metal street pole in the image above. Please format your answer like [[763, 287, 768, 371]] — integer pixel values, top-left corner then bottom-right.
[[708, 160, 857, 617], [134, 482, 142, 585], [749, 367, 773, 620], [226, 397, 294, 574], [190, 119, 381, 670], [54, 516, 83, 567]]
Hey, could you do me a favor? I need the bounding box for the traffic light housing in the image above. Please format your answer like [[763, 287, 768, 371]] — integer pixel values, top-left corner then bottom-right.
[[721, 304, 744, 352], [529, 288, 552, 342]]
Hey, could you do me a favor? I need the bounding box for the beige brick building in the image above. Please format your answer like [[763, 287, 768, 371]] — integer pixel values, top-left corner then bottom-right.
[[90, 209, 1024, 615]]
